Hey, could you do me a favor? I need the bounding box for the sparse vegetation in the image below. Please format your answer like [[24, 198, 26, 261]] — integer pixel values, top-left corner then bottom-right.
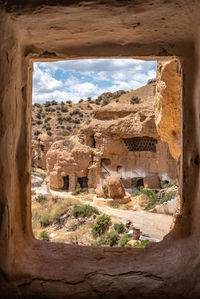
[[161, 179, 178, 189], [40, 215, 51, 228], [114, 223, 125, 234], [92, 214, 111, 238], [159, 192, 176, 205], [109, 202, 120, 208], [72, 188, 81, 196], [35, 195, 47, 203], [130, 96, 140, 104], [103, 185, 109, 198], [118, 234, 132, 247], [132, 240, 150, 248], [92, 230, 119, 247], [38, 230, 50, 241], [72, 205, 99, 218]]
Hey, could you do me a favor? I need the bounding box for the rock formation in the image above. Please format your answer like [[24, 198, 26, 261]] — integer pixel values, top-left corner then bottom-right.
[[155, 59, 181, 161], [106, 175, 125, 199], [46, 83, 177, 192]]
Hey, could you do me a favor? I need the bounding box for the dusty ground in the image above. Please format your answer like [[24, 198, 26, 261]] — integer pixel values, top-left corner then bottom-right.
[[33, 187, 172, 240]]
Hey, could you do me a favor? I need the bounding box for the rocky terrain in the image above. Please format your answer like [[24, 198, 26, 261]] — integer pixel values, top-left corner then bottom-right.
[[32, 66, 180, 247]]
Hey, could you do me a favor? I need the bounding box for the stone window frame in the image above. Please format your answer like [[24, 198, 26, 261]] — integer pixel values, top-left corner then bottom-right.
[[3, 6, 197, 294], [1, 53, 184, 296]]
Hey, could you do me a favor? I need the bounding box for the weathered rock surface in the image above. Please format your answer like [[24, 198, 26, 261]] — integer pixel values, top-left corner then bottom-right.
[[106, 175, 125, 199], [155, 60, 181, 161]]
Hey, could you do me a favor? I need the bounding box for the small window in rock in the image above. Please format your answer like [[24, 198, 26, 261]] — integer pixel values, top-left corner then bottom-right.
[[40, 144, 44, 152], [91, 135, 96, 148], [137, 178, 144, 188], [63, 176, 69, 191], [117, 165, 122, 172], [123, 136, 157, 152], [101, 158, 111, 167], [77, 176, 88, 189]]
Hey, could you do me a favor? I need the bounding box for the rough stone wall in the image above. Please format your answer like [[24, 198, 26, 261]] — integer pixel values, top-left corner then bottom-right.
[[155, 60, 181, 161], [1, 1, 200, 298], [32, 133, 53, 169]]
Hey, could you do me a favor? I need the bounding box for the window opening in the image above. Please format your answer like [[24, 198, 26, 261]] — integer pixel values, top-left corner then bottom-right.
[[31, 58, 180, 249], [123, 136, 157, 152], [77, 176, 88, 189]]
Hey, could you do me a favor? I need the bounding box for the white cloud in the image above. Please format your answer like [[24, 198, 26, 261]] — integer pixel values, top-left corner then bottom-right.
[[32, 59, 157, 103]]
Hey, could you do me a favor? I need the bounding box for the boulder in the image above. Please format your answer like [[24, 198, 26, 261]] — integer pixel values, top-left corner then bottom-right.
[[95, 186, 106, 198], [106, 175, 125, 199]]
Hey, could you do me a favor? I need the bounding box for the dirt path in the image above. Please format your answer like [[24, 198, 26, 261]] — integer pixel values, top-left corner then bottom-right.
[[49, 190, 172, 240]]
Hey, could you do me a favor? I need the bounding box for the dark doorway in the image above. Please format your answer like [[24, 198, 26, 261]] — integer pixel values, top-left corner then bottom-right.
[[63, 176, 69, 191], [137, 178, 144, 188], [77, 176, 88, 189]]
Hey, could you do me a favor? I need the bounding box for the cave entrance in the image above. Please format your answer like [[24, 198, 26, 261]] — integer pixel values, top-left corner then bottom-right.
[[137, 178, 144, 188], [63, 176, 69, 191], [77, 176, 88, 189]]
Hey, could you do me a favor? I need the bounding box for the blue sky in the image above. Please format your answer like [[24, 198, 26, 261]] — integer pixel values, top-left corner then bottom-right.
[[32, 59, 157, 103]]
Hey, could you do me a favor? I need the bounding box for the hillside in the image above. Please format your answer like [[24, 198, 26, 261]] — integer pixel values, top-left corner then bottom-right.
[[32, 82, 156, 169]]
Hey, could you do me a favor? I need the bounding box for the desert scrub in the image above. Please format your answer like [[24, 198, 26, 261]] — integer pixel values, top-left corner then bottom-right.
[[159, 192, 176, 205], [114, 223, 125, 234], [103, 185, 109, 198], [161, 179, 178, 189], [72, 188, 81, 195], [40, 215, 52, 228], [72, 205, 99, 218], [92, 214, 111, 238], [92, 230, 119, 247], [109, 202, 120, 209], [130, 96, 140, 104], [118, 234, 132, 247], [38, 230, 50, 241], [132, 240, 150, 248], [35, 194, 47, 203]]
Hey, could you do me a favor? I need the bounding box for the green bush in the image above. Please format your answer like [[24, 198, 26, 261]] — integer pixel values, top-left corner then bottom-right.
[[53, 213, 61, 223], [159, 192, 176, 205], [132, 240, 150, 248], [79, 99, 84, 103], [35, 195, 47, 203], [103, 185, 109, 198], [161, 179, 178, 189], [92, 214, 111, 238], [118, 234, 132, 247], [61, 106, 68, 112], [40, 215, 51, 228], [92, 230, 119, 247], [109, 202, 120, 208], [114, 223, 125, 234], [72, 204, 99, 218], [132, 189, 141, 196], [72, 188, 81, 195], [38, 230, 50, 241], [130, 96, 140, 104]]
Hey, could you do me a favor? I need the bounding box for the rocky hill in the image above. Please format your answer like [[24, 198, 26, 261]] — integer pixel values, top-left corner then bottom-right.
[[32, 82, 156, 169]]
